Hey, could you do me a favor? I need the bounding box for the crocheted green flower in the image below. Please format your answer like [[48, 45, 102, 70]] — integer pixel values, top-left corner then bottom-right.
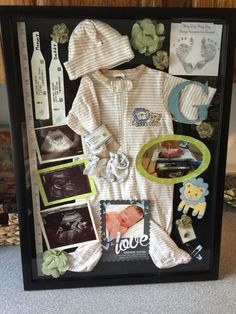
[[196, 122, 214, 138], [130, 19, 165, 56], [50, 23, 70, 44], [41, 249, 69, 278], [152, 50, 169, 70]]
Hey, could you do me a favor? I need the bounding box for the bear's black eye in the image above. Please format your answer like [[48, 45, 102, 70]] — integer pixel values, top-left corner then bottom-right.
[[188, 191, 191, 193]]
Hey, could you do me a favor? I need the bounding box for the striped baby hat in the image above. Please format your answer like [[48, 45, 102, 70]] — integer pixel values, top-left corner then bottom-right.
[[64, 19, 135, 80]]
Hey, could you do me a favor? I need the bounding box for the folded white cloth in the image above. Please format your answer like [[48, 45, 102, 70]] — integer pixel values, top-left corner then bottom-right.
[[84, 152, 129, 183], [106, 152, 130, 183]]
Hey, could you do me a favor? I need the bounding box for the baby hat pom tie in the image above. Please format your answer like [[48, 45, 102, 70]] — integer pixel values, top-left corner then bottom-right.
[[64, 19, 135, 80]]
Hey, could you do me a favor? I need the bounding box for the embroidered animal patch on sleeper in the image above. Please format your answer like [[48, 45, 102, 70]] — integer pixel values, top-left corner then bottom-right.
[[132, 108, 162, 127]]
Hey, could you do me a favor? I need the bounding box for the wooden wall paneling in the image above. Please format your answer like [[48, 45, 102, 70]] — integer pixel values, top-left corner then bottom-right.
[[214, 0, 236, 8], [35, 0, 139, 6], [234, 52, 236, 83], [0, 44, 5, 84], [138, 0, 163, 6], [139, 0, 192, 6], [0, 23, 5, 84], [34, 0, 236, 9], [193, 0, 236, 7], [0, 0, 35, 4], [79, 0, 139, 6], [160, 0, 193, 7], [192, 0, 214, 6]]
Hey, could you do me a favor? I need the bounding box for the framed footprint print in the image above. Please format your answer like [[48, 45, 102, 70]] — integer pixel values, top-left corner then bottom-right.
[[169, 22, 223, 76], [0, 6, 235, 290]]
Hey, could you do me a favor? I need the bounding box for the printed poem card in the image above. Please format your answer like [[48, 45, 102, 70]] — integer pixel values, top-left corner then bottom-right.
[[169, 22, 222, 76], [100, 200, 150, 262]]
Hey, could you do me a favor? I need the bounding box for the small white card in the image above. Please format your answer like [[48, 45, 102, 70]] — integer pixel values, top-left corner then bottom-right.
[[169, 22, 223, 76]]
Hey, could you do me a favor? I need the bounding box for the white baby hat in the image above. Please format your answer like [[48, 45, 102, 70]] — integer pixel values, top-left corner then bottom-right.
[[64, 19, 135, 80]]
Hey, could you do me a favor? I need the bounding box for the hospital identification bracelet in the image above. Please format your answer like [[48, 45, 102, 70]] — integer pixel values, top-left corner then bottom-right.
[[84, 124, 112, 151]]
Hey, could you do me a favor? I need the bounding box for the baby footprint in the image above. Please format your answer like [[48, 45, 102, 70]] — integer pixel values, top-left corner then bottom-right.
[[195, 38, 217, 69], [175, 37, 194, 74]]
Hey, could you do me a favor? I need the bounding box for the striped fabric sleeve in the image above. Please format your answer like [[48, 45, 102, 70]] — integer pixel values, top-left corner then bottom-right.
[[162, 72, 217, 123], [65, 75, 101, 136]]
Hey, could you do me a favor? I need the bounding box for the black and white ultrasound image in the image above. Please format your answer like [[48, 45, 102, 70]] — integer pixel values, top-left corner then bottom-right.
[[41, 205, 97, 249], [35, 125, 83, 162], [40, 163, 92, 202]]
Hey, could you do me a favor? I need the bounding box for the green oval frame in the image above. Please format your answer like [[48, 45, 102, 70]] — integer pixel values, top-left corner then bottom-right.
[[135, 135, 211, 185]]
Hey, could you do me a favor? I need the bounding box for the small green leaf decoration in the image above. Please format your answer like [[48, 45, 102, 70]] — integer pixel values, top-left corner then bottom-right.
[[152, 50, 169, 70], [130, 19, 165, 56], [196, 122, 214, 138], [50, 23, 70, 44], [41, 249, 70, 278]]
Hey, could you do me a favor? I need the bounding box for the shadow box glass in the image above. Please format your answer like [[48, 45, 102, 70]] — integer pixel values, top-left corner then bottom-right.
[[0, 6, 235, 290]]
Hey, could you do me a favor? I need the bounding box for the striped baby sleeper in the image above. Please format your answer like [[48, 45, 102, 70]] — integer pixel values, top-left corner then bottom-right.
[[65, 64, 216, 270]]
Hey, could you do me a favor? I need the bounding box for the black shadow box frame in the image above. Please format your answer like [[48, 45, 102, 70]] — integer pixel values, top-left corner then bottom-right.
[[0, 6, 235, 290]]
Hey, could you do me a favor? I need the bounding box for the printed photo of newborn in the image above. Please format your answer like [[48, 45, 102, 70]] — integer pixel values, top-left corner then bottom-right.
[[100, 200, 150, 262], [143, 140, 202, 179], [35, 161, 96, 206], [106, 205, 144, 239], [101, 200, 149, 240], [39, 203, 98, 250], [35, 125, 84, 163]]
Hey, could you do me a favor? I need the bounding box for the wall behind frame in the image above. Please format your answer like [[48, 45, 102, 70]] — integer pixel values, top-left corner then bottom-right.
[[227, 84, 236, 174]]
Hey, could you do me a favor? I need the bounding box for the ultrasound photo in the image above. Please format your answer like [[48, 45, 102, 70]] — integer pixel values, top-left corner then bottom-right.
[[40, 203, 98, 250], [35, 125, 84, 163], [36, 161, 96, 206]]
